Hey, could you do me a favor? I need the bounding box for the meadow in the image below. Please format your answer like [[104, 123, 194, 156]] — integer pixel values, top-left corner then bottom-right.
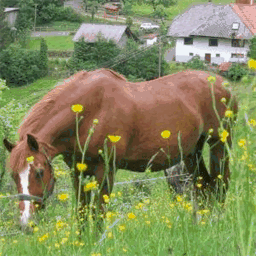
[[0, 68, 256, 256]]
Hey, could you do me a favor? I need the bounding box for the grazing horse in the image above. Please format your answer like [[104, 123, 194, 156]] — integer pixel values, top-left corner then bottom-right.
[[3, 69, 237, 230]]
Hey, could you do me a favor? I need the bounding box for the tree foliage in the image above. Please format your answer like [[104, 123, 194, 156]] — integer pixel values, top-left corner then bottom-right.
[[39, 38, 48, 77], [247, 36, 256, 60], [0, 0, 12, 51], [0, 44, 43, 86], [227, 63, 248, 82]]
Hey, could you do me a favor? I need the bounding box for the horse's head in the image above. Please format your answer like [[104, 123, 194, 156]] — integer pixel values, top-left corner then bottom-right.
[[3, 134, 55, 230]]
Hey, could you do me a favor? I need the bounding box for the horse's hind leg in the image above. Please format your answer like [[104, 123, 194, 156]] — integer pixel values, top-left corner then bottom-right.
[[208, 136, 230, 201], [183, 133, 212, 190]]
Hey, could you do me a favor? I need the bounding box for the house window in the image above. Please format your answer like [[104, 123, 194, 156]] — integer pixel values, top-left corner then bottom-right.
[[209, 38, 218, 47], [189, 53, 194, 56], [184, 37, 193, 45], [231, 53, 244, 58], [231, 39, 245, 47], [216, 54, 220, 57]]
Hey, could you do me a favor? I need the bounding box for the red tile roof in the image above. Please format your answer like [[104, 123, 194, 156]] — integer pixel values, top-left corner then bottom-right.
[[231, 3, 256, 34]]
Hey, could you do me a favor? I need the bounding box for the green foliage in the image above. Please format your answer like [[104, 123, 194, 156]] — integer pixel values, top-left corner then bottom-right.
[[227, 63, 249, 82], [54, 7, 84, 23], [247, 36, 256, 60], [2, 0, 19, 7], [152, 4, 168, 22], [0, 0, 13, 51], [123, 2, 133, 15], [185, 55, 206, 70], [0, 43, 42, 86], [39, 38, 48, 77], [69, 38, 121, 73], [114, 39, 169, 80], [125, 16, 133, 28]]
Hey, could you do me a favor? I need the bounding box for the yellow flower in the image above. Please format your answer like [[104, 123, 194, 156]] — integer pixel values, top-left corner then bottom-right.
[[117, 191, 122, 197], [135, 203, 144, 209], [57, 193, 69, 202], [93, 119, 99, 125], [127, 212, 136, 219], [222, 81, 229, 87], [84, 181, 98, 192], [98, 149, 103, 154], [198, 176, 203, 180], [217, 174, 223, 179], [241, 151, 248, 161], [26, 156, 34, 163], [219, 129, 229, 143], [123, 248, 128, 252], [238, 139, 246, 148], [38, 233, 49, 242], [145, 220, 151, 225], [220, 97, 226, 103], [71, 104, 83, 113], [76, 163, 88, 172], [207, 76, 216, 83], [56, 220, 67, 230], [161, 130, 171, 139], [13, 240, 17, 244], [225, 109, 233, 118], [248, 119, 256, 127], [107, 232, 113, 239], [108, 135, 121, 143], [176, 195, 182, 202], [33, 226, 39, 233], [110, 193, 115, 198], [208, 128, 214, 134], [248, 59, 256, 70], [55, 243, 60, 248], [103, 194, 110, 203], [61, 237, 68, 244], [118, 225, 125, 231], [196, 183, 202, 188]]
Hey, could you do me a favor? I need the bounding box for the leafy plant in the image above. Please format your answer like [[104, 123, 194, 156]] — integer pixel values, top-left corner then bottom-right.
[[227, 63, 249, 82], [185, 55, 206, 70]]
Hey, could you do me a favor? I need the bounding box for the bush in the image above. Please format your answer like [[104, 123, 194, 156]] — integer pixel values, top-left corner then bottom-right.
[[185, 55, 206, 70], [55, 7, 84, 23], [39, 38, 48, 77], [227, 63, 249, 82], [0, 44, 42, 86]]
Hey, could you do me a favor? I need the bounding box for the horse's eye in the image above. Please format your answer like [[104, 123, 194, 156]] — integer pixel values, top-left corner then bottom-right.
[[35, 169, 44, 179]]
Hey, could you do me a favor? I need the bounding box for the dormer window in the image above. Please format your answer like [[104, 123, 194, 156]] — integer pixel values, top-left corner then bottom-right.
[[232, 22, 239, 30]]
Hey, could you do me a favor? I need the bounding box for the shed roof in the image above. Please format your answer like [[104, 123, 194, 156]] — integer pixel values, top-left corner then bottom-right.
[[4, 8, 19, 13], [167, 3, 253, 39], [73, 24, 128, 43]]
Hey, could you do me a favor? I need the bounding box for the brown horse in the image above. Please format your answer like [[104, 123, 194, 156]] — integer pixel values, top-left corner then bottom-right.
[[3, 69, 237, 230]]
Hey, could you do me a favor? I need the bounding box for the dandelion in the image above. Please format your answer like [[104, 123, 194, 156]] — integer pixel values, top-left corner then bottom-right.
[[103, 194, 110, 203], [118, 225, 125, 231], [76, 163, 88, 172], [127, 212, 136, 219], [84, 181, 98, 192], [71, 104, 83, 113], [110, 193, 115, 198], [238, 139, 246, 148], [219, 129, 229, 143], [248, 59, 256, 70], [26, 156, 34, 163], [248, 119, 256, 127], [108, 135, 121, 143], [123, 248, 128, 252], [38, 233, 49, 242], [207, 76, 216, 83], [176, 195, 182, 202], [55, 243, 60, 248], [220, 97, 226, 103], [196, 183, 202, 188], [135, 202, 144, 209], [222, 81, 229, 87], [13, 240, 17, 244], [56, 220, 67, 230], [57, 193, 69, 202], [161, 130, 171, 139], [93, 119, 99, 125], [106, 211, 115, 220], [117, 191, 122, 197], [107, 232, 113, 239], [225, 109, 234, 118], [33, 226, 39, 233], [145, 220, 151, 225], [98, 149, 103, 154], [208, 128, 214, 134], [217, 174, 223, 179]]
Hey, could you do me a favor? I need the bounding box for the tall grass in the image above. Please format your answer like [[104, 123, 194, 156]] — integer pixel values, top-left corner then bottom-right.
[[1, 74, 256, 255]]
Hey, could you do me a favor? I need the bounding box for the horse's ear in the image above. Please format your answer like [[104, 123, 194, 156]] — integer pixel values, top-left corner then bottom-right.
[[27, 134, 39, 152], [3, 138, 15, 152]]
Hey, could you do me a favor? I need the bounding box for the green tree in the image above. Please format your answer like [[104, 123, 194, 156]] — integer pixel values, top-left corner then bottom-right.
[[39, 38, 48, 77], [247, 36, 256, 60], [152, 4, 167, 24], [2, 0, 19, 7], [125, 16, 133, 28], [0, 1, 12, 51]]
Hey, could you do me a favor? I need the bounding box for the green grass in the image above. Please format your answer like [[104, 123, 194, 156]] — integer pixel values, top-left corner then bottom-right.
[[29, 36, 74, 51], [132, 0, 236, 19], [1, 73, 256, 255]]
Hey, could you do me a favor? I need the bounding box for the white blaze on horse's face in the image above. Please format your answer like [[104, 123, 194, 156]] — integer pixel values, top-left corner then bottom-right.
[[19, 164, 31, 227]]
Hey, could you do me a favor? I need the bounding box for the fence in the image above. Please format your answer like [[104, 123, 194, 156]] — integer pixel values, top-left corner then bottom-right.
[[34, 26, 77, 33]]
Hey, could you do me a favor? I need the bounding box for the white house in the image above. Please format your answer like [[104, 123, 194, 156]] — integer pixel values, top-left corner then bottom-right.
[[143, 33, 158, 47], [167, 1, 256, 65]]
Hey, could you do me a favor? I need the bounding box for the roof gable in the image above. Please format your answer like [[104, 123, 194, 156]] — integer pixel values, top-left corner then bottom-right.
[[73, 24, 128, 43]]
